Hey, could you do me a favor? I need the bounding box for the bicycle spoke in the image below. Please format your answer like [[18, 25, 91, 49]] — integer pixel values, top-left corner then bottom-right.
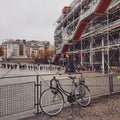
[[40, 88, 64, 116], [75, 84, 91, 107]]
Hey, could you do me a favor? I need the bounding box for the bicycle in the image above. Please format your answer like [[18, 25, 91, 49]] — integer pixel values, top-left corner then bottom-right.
[[40, 73, 91, 116]]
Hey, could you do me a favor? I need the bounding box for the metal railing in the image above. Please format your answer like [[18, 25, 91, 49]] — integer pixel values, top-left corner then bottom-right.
[[0, 72, 120, 117], [0, 81, 35, 117], [0, 73, 58, 117]]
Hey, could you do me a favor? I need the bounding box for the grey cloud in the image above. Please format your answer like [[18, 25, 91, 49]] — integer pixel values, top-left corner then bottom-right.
[[0, 0, 71, 44]]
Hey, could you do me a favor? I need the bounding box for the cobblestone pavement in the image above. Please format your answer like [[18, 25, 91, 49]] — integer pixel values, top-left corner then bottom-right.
[[21, 94, 120, 120]]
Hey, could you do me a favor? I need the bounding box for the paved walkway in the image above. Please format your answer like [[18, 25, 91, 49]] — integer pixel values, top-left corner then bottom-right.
[[21, 93, 120, 120]]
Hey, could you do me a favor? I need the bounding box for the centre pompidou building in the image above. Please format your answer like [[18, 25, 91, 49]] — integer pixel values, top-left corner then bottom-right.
[[54, 0, 120, 73]]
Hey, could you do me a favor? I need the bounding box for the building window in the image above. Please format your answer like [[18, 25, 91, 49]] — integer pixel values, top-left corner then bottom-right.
[[19, 44, 23, 55]]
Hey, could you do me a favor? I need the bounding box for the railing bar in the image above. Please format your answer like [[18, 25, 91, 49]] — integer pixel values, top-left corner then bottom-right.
[[34, 81, 36, 109], [0, 81, 35, 86], [0, 73, 58, 79]]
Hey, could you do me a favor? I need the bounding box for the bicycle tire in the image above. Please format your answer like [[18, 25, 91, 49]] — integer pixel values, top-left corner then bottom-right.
[[40, 88, 64, 116], [74, 84, 91, 107]]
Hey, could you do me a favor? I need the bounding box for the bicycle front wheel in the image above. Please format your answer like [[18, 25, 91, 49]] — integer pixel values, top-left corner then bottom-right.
[[74, 84, 91, 107], [40, 88, 64, 116]]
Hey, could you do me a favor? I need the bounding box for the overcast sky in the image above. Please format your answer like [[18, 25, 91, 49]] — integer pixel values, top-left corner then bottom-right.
[[0, 0, 71, 44]]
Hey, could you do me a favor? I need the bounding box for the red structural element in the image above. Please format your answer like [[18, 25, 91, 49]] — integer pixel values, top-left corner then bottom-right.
[[62, 6, 71, 14], [72, 21, 88, 41], [72, 0, 112, 41], [54, 44, 69, 61], [95, 0, 112, 14], [78, 53, 82, 58], [54, 54, 61, 62], [61, 44, 69, 53]]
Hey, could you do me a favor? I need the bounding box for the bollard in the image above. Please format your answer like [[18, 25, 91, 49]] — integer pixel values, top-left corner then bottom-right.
[[79, 73, 85, 85]]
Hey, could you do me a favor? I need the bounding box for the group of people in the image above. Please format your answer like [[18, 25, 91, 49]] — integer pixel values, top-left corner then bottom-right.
[[0, 62, 62, 72], [0, 62, 103, 74]]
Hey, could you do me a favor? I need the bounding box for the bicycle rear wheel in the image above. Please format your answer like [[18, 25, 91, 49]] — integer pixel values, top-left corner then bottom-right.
[[74, 84, 91, 107], [40, 88, 64, 116]]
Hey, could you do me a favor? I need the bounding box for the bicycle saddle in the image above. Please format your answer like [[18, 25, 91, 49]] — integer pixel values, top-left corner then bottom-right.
[[69, 76, 76, 80]]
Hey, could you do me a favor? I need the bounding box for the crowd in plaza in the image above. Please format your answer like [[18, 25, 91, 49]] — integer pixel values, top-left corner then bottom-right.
[[0, 62, 62, 72]]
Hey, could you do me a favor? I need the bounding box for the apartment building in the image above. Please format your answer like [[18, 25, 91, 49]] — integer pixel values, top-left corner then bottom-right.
[[2, 39, 53, 63], [54, 0, 120, 73]]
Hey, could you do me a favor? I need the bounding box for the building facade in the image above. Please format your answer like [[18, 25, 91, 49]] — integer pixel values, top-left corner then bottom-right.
[[2, 39, 53, 63], [54, 0, 120, 73], [2, 39, 27, 60]]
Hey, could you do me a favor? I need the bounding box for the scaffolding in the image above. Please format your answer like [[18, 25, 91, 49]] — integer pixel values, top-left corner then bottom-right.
[[54, 0, 120, 73]]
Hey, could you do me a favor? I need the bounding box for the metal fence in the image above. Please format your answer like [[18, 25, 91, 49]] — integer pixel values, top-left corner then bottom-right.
[[0, 72, 120, 117], [85, 73, 120, 96], [0, 74, 56, 117], [37, 73, 120, 112], [0, 81, 35, 117]]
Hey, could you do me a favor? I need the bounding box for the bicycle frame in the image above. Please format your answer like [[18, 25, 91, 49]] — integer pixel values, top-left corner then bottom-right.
[[50, 77, 77, 97]]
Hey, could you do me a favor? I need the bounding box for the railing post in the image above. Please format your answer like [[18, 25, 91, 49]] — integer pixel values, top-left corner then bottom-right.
[[36, 75, 39, 113], [109, 71, 113, 95], [79, 73, 85, 84]]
